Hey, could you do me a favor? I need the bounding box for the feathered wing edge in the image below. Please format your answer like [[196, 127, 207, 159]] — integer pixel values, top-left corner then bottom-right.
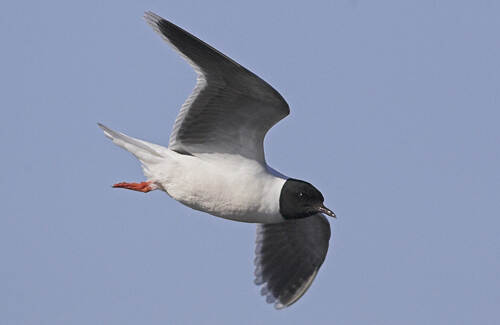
[[143, 12, 290, 162], [254, 214, 331, 309]]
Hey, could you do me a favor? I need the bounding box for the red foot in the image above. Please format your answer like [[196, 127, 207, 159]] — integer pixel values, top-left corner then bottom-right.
[[113, 181, 155, 193]]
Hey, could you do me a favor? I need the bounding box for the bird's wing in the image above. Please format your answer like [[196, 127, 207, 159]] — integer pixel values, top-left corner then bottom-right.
[[144, 12, 289, 163], [254, 214, 331, 309]]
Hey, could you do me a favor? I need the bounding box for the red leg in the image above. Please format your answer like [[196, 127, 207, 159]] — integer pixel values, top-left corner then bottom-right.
[[112, 181, 156, 193]]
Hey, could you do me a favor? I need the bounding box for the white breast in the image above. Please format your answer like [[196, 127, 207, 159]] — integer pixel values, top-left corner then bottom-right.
[[149, 150, 287, 224]]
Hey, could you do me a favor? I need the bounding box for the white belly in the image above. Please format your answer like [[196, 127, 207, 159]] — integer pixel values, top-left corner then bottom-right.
[[148, 151, 287, 223]]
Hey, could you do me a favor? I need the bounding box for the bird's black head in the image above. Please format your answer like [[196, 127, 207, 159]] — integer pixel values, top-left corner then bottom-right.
[[279, 178, 335, 220]]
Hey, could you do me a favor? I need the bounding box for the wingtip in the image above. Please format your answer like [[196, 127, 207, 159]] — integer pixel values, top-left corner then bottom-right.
[[97, 122, 108, 131], [144, 10, 157, 18], [144, 11, 162, 26]]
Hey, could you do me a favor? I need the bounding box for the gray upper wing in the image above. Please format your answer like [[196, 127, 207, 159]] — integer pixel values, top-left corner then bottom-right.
[[145, 12, 290, 162], [254, 214, 331, 309]]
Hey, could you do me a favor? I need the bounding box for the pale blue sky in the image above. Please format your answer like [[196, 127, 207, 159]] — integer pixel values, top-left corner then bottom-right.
[[2, 0, 500, 324]]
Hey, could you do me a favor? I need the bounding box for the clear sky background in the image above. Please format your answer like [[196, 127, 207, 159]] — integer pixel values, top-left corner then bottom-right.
[[2, 0, 499, 324]]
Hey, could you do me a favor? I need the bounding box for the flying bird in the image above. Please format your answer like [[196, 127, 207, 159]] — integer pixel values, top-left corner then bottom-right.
[[99, 11, 336, 309]]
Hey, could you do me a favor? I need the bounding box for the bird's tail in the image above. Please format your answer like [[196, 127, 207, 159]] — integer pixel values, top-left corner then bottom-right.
[[97, 123, 167, 171]]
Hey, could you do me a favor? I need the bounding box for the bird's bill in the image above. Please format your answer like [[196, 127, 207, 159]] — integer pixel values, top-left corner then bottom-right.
[[317, 205, 336, 218]]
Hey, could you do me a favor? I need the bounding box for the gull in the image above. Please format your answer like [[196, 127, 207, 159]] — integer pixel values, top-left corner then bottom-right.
[[99, 11, 336, 309]]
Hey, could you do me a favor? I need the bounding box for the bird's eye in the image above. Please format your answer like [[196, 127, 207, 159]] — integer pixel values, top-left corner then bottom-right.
[[298, 192, 304, 198]]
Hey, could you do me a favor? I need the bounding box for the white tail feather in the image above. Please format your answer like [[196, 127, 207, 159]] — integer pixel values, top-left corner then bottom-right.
[[97, 123, 166, 167]]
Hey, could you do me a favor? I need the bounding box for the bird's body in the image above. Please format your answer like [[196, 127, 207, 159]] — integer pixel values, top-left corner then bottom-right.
[[164, 156, 285, 223], [101, 133, 287, 223], [99, 11, 336, 309]]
